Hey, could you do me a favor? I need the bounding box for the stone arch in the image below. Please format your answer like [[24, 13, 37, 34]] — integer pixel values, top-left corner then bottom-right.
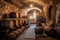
[[22, 7, 42, 16], [26, 7, 42, 13], [56, 3, 60, 24], [48, 5, 53, 20]]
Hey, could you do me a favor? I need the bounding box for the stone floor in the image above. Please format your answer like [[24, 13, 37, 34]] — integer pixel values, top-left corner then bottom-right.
[[16, 24, 59, 40]]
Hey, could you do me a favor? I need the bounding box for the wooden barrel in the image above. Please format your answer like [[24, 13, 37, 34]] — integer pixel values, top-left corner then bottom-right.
[[9, 12, 16, 18], [9, 32, 17, 40], [9, 20, 15, 30], [16, 20, 20, 28], [3, 20, 10, 30], [21, 26, 25, 31], [12, 30, 20, 37], [0, 20, 6, 30], [20, 19, 23, 26], [17, 29, 23, 34], [45, 28, 57, 38], [16, 12, 20, 18], [20, 18, 25, 27], [2, 14, 8, 19], [20, 20, 22, 28], [3, 20, 15, 30], [35, 26, 43, 34]]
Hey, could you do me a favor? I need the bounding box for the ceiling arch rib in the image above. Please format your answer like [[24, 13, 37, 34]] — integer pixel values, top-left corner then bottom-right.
[[22, 7, 42, 16]]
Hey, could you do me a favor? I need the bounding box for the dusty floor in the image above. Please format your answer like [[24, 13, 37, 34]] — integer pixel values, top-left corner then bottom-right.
[[16, 24, 59, 40]]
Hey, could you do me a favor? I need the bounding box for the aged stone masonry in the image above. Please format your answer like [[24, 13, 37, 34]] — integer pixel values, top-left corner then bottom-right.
[[0, 0, 60, 40]]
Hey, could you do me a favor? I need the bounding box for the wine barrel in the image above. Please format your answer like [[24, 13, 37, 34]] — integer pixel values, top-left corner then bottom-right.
[[21, 18, 24, 25], [9, 12, 16, 18], [9, 32, 17, 40], [0, 20, 5, 30], [17, 29, 22, 34], [35, 26, 43, 34], [9, 20, 15, 31], [45, 28, 57, 38], [12, 30, 20, 37], [1, 20, 15, 32], [3, 20, 10, 30], [21, 26, 25, 31], [16, 20, 20, 28], [16, 12, 20, 18], [20, 19, 23, 26], [2, 14, 8, 19]]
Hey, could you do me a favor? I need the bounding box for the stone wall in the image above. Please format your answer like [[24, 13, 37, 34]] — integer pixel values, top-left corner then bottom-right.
[[0, 0, 54, 25], [0, 0, 21, 20], [56, 3, 60, 24]]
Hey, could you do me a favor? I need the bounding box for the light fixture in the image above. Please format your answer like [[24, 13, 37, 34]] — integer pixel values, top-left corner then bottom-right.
[[30, 4, 33, 7]]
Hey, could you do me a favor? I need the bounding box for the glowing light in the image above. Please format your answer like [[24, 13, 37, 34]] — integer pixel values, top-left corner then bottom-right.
[[25, 12, 27, 15], [33, 11, 36, 19], [29, 16, 32, 19], [30, 4, 33, 7]]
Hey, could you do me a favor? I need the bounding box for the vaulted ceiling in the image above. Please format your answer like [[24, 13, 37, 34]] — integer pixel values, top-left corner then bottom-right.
[[3, 0, 60, 4], [2, 0, 53, 9]]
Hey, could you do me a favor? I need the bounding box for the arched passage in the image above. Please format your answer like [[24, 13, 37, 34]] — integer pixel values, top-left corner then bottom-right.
[[22, 7, 43, 24], [22, 7, 42, 16], [56, 3, 60, 24], [48, 5, 53, 20]]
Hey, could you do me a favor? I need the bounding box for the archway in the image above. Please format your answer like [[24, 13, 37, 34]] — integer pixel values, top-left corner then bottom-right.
[[27, 9, 39, 24], [56, 3, 60, 25], [21, 6, 43, 27], [23, 7, 43, 24], [28, 10, 35, 24]]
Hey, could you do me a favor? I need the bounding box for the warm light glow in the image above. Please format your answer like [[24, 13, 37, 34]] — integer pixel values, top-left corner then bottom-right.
[[25, 12, 27, 15], [29, 10, 37, 19], [33, 10, 36, 19], [30, 4, 33, 7], [29, 16, 33, 19]]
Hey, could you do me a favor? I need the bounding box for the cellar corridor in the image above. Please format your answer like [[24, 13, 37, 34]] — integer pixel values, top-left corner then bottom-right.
[[0, 0, 60, 40], [17, 24, 36, 40], [16, 24, 58, 40]]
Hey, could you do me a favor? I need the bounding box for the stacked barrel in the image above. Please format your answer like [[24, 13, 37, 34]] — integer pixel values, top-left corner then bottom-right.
[[35, 17, 46, 37], [0, 12, 29, 40]]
